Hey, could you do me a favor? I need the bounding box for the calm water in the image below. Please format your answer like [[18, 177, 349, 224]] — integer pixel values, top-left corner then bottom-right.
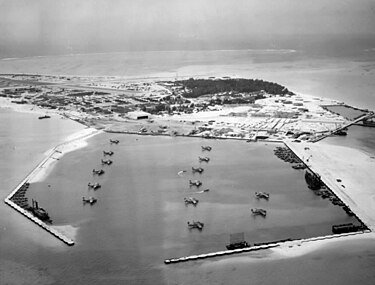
[[0, 48, 375, 284], [323, 124, 375, 156], [323, 105, 367, 120], [1, 126, 359, 284]]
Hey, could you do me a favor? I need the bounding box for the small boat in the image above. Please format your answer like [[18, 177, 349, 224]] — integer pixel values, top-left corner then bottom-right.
[[101, 159, 113, 165], [255, 192, 270, 200], [292, 163, 306, 170], [201, 146, 212, 151], [88, 182, 101, 190], [38, 115, 51, 120], [83, 196, 97, 205], [187, 221, 204, 230], [110, 139, 119, 144], [251, 208, 267, 217], [203, 188, 210, 192], [305, 170, 322, 190], [103, 150, 114, 156], [198, 157, 210, 163], [184, 197, 199, 206], [226, 232, 250, 250], [333, 130, 347, 136], [192, 167, 204, 173], [92, 169, 105, 175], [189, 180, 202, 187]]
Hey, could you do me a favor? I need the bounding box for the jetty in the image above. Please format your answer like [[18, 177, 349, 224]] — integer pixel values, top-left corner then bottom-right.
[[4, 178, 74, 246], [164, 230, 369, 265], [3, 128, 101, 246], [284, 140, 375, 230], [312, 112, 374, 142]]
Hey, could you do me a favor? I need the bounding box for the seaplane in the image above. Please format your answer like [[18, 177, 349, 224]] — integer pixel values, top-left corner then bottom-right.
[[101, 159, 113, 165], [189, 180, 202, 187], [110, 139, 119, 144], [88, 182, 101, 190], [92, 169, 105, 175], [184, 197, 199, 206], [201, 146, 212, 151], [251, 208, 267, 217], [192, 167, 204, 173], [198, 156, 210, 163], [82, 196, 97, 205], [187, 221, 204, 230], [103, 150, 114, 156], [255, 192, 270, 200]]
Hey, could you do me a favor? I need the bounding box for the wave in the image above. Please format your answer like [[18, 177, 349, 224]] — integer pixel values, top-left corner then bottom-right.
[[1, 57, 20, 61], [0, 48, 298, 61]]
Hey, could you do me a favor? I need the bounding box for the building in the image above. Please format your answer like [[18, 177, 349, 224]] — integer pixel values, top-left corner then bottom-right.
[[127, 111, 150, 120]]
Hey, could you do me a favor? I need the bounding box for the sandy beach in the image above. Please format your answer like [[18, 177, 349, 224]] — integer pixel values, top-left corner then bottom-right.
[[28, 127, 102, 183], [0, 97, 56, 116]]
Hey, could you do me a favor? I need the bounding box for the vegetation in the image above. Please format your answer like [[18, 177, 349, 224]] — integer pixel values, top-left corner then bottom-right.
[[177, 78, 294, 98]]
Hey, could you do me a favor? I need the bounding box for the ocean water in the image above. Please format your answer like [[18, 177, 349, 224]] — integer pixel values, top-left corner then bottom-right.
[[1, 48, 374, 110], [0, 48, 375, 284]]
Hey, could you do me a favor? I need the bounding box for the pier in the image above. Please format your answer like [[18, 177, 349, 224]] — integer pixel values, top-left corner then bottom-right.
[[312, 112, 374, 142]]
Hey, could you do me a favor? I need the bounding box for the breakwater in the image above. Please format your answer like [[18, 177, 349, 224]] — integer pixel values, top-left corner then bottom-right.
[[4, 196, 74, 246], [164, 230, 369, 264], [3, 128, 101, 245], [4, 175, 74, 246]]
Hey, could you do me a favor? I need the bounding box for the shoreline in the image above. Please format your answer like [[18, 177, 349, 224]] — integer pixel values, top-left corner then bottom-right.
[[4, 122, 102, 244], [2, 79, 374, 258], [28, 127, 102, 183]]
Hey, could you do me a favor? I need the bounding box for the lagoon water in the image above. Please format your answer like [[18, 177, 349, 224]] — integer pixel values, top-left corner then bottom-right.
[[0, 118, 363, 284], [1, 48, 375, 284]]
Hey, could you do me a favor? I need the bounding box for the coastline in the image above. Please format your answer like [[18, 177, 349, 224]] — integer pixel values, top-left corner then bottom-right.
[[0, 97, 57, 116], [3, 126, 101, 244], [1, 73, 374, 267], [28, 127, 102, 183], [1, 101, 102, 244]]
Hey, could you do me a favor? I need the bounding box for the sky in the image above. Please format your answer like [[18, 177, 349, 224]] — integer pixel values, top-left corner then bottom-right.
[[0, 0, 375, 56]]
